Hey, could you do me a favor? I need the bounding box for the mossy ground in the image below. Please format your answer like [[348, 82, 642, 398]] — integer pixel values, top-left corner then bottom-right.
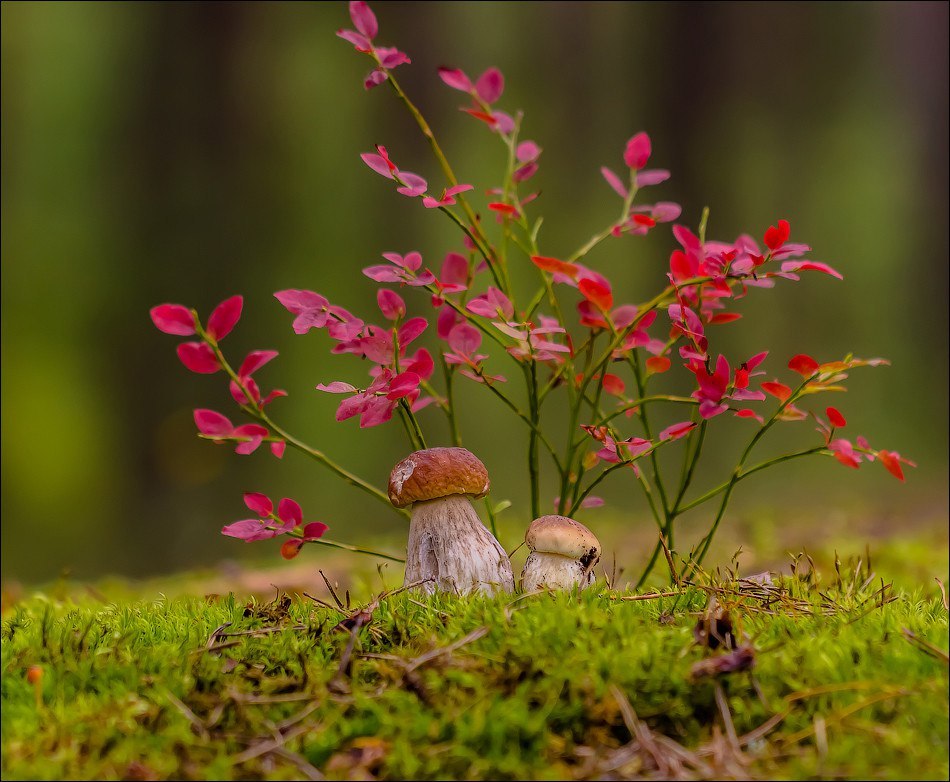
[[2, 551, 948, 781]]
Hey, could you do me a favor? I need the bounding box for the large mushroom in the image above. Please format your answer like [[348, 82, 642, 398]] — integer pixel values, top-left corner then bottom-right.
[[521, 515, 601, 592], [389, 447, 514, 595]]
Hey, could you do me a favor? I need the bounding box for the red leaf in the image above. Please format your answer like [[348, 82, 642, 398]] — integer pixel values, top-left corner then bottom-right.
[[761, 381, 792, 401], [531, 255, 579, 279], [708, 312, 742, 325], [878, 451, 905, 482], [826, 407, 847, 428], [239, 350, 278, 378], [763, 219, 790, 251], [438, 67, 473, 92], [194, 409, 233, 437], [302, 522, 329, 540], [659, 421, 695, 440], [207, 295, 243, 341], [244, 492, 273, 516], [788, 354, 819, 376], [487, 202, 518, 216], [578, 279, 614, 312], [462, 108, 498, 125], [277, 498, 302, 527], [623, 132, 651, 170], [150, 304, 196, 336], [280, 539, 303, 560], [601, 373, 625, 397], [177, 342, 220, 374]]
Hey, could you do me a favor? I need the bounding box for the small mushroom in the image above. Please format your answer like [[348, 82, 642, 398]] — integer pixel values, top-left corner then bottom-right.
[[389, 447, 514, 595], [521, 515, 601, 592]]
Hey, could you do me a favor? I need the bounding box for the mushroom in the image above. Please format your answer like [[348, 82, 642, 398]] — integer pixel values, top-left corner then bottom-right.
[[521, 515, 601, 592], [389, 447, 515, 595]]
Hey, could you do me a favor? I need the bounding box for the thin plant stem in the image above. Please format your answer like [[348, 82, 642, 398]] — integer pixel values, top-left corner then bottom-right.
[[439, 355, 462, 447], [199, 326, 408, 519], [683, 376, 817, 577], [306, 537, 404, 563], [526, 362, 541, 519], [475, 369, 562, 470]]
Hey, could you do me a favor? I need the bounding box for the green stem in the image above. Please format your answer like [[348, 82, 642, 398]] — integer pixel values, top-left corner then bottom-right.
[[306, 537, 405, 564], [676, 445, 827, 514], [399, 400, 428, 450], [527, 362, 541, 519], [384, 70, 510, 298], [439, 355, 462, 447], [199, 328, 408, 520], [683, 377, 818, 576]]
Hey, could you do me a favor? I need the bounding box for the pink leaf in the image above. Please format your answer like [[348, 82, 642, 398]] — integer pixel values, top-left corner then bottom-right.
[[440, 252, 468, 286], [398, 316, 428, 347], [475, 67, 504, 103], [207, 295, 243, 341], [636, 169, 670, 187], [317, 381, 358, 393], [516, 141, 541, 162], [780, 260, 843, 280], [277, 498, 303, 528], [448, 323, 482, 355], [239, 350, 278, 378], [386, 371, 421, 400], [395, 172, 427, 197], [600, 166, 628, 198], [194, 409, 233, 437], [438, 67, 473, 92], [336, 394, 366, 422], [150, 304, 196, 336], [176, 342, 220, 374], [364, 68, 388, 90], [360, 152, 396, 179], [244, 492, 273, 516], [405, 348, 434, 380], [349, 1, 377, 39], [623, 132, 651, 170], [222, 519, 276, 541], [302, 522, 329, 540], [274, 289, 327, 314], [377, 289, 406, 320], [659, 421, 696, 441]]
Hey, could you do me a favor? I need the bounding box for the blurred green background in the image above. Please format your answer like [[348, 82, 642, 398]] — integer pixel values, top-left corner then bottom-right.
[[2, 2, 947, 584]]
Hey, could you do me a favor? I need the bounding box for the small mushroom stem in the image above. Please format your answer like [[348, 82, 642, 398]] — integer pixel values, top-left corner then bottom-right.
[[404, 495, 514, 595], [521, 552, 596, 592]]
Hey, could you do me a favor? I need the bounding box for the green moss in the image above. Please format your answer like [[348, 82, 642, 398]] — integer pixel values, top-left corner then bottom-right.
[[2, 567, 948, 780]]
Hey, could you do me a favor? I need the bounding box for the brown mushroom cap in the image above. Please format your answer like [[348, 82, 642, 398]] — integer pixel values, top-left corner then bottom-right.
[[525, 515, 601, 561], [388, 447, 490, 508]]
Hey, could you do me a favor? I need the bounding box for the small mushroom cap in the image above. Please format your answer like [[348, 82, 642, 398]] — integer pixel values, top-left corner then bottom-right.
[[525, 515, 601, 561], [389, 447, 490, 508]]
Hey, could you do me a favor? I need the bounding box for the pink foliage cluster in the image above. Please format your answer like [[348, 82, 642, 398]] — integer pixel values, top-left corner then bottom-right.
[[150, 0, 911, 559]]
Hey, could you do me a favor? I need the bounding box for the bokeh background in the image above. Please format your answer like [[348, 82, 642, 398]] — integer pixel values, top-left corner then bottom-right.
[[2, 1, 947, 585]]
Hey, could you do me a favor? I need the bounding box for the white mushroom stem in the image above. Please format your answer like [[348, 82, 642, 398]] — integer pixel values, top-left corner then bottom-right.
[[404, 495, 514, 595], [521, 551, 596, 592]]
